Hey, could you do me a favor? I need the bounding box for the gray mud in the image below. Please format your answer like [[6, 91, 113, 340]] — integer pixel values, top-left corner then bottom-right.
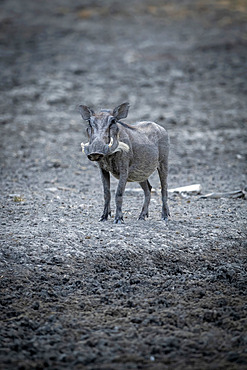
[[0, 0, 247, 369]]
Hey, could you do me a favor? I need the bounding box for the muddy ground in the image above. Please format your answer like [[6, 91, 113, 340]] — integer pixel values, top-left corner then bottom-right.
[[0, 0, 247, 369]]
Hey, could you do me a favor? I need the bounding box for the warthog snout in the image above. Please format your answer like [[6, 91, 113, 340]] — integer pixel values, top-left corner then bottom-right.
[[87, 153, 104, 161], [81, 137, 115, 161]]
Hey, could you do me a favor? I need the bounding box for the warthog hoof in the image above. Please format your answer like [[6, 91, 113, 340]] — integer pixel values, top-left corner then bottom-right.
[[114, 217, 124, 224], [162, 216, 169, 224]]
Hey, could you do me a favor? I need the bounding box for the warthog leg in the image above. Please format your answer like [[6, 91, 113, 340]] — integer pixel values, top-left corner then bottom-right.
[[158, 161, 170, 222], [99, 168, 111, 221], [138, 180, 152, 220], [114, 171, 128, 224]]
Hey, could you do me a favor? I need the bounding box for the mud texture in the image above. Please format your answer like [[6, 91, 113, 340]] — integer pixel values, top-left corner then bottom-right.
[[1, 0, 247, 369]]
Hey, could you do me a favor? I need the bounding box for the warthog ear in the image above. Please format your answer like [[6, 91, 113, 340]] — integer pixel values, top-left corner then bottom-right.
[[79, 105, 95, 120], [113, 102, 130, 120]]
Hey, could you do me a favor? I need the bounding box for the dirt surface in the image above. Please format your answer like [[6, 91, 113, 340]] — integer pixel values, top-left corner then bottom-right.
[[1, 0, 247, 369]]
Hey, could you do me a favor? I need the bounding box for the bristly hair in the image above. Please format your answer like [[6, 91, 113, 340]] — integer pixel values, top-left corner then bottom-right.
[[100, 109, 112, 113], [118, 121, 136, 130], [99, 111, 136, 130]]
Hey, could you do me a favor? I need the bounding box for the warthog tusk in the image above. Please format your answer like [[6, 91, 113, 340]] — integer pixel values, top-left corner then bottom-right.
[[81, 142, 89, 153], [108, 137, 114, 148], [118, 141, 130, 152], [112, 141, 130, 153]]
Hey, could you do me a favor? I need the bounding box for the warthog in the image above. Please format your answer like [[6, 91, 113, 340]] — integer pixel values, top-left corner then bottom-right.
[[79, 102, 170, 224]]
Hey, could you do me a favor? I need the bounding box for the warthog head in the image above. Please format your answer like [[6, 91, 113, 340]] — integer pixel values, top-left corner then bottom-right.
[[79, 102, 130, 161]]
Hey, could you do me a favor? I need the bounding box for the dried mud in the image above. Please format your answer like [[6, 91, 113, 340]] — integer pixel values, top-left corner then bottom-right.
[[0, 0, 247, 369]]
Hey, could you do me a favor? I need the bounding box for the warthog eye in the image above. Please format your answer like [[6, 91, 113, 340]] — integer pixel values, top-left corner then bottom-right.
[[109, 118, 116, 126]]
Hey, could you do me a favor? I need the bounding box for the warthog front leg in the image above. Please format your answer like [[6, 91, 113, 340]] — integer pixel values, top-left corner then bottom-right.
[[99, 168, 111, 221], [138, 180, 152, 220], [114, 171, 128, 224], [158, 161, 170, 222]]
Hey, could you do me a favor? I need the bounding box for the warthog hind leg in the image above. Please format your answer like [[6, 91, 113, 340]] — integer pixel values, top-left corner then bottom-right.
[[158, 162, 170, 222]]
